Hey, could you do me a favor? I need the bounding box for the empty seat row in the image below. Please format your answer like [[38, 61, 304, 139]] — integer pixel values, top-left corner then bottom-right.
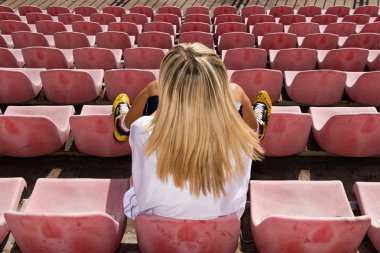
[[0, 104, 380, 157]]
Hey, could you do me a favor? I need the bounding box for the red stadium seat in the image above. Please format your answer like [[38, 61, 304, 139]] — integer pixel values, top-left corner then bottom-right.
[[213, 6, 237, 18], [72, 21, 103, 35], [143, 21, 175, 35], [185, 6, 209, 15], [353, 5, 379, 17], [183, 14, 211, 24], [152, 13, 180, 32], [310, 14, 338, 25], [54, 31, 94, 49], [360, 22, 380, 33], [46, 6, 70, 16], [252, 22, 283, 40], [317, 48, 369, 71], [35, 20, 67, 35], [0, 106, 74, 157], [345, 71, 380, 106], [121, 13, 149, 25], [25, 13, 53, 24], [0, 34, 12, 48], [11, 31, 52, 48], [367, 50, 380, 71], [0, 48, 24, 67], [246, 14, 275, 26], [17, 5, 42, 16], [73, 48, 122, 70], [258, 32, 297, 52], [58, 13, 84, 25], [179, 31, 214, 49], [73, 6, 98, 17], [299, 33, 339, 50], [96, 31, 133, 50], [325, 5, 350, 17], [296, 5, 322, 17], [342, 14, 371, 24], [324, 22, 357, 36], [311, 107, 380, 156], [108, 22, 140, 37], [0, 12, 21, 21], [90, 13, 117, 25], [137, 31, 173, 49], [124, 47, 166, 69], [129, 5, 154, 19], [181, 22, 211, 33], [241, 5, 265, 20], [287, 22, 320, 36], [278, 14, 306, 25], [0, 5, 13, 13], [0, 20, 31, 34], [135, 214, 240, 253], [157, 6, 182, 17], [214, 22, 247, 39], [102, 6, 126, 18], [22, 46, 74, 69], [269, 5, 294, 17], [269, 48, 318, 71], [340, 33, 380, 50], [222, 48, 267, 70], [215, 14, 243, 25], [250, 180, 370, 253], [218, 32, 255, 51]]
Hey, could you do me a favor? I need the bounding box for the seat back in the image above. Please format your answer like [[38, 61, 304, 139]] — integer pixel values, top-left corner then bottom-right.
[[310, 14, 338, 25], [54, 31, 90, 49], [213, 6, 237, 17], [137, 31, 173, 49], [18, 5, 42, 16], [11, 31, 49, 48], [102, 6, 126, 17], [342, 14, 370, 24], [35, 20, 67, 35], [297, 5, 322, 17], [22, 47, 70, 69], [124, 47, 165, 69], [218, 32, 255, 51], [271, 48, 318, 72], [325, 22, 357, 36], [223, 48, 267, 70], [181, 22, 211, 33], [90, 13, 116, 25], [121, 13, 149, 25], [185, 6, 209, 15], [46, 6, 70, 16], [96, 31, 132, 50], [325, 5, 350, 17], [157, 6, 182, 17], [241, 5, 265, 20], [184, 14, 211, 24], [353, 5, 379, 17], [0, 48, 23, 67], [0, 12, 21, 21], [108, 21, 139, 37], [319, 48, 369, 71], [341, 33, 380, 50], [278, 14, 306, 25], [73, 6, 98, 17], [72, 21, 102, 35], [259, 32, 297, 52], [73, 48, 119, 70], [288, 22, 320, 36], [129, 5, 154, 19], [58, 13, 84, 25], [25, 13, 53, 24], [152, 13, 180, 32], [269, 5, 294, 17], [246, 14, 275, 26], [143, 21, 175, 35], [252, 22, 283, 39], [214, 14, 242, 25], [345, 71, 380, 106], [300, 33, 339, 50], [0, 20, 31, 34], [179, 31, 214, 49]]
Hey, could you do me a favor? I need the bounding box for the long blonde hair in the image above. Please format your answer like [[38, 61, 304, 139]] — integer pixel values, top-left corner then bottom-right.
[[145, 43, 263, 197]]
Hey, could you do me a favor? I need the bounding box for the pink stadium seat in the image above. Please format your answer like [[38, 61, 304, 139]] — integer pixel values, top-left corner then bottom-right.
[[181, 22, 211, 33], [299, 33, 339, 50], [324, 22, 357, 36], [124, 47, 166, 69], [121, 13, 149, 25], [252, 22, 283, 40], [137, 31, 173, 49], [241, 5, 266, 20], [246, 14, 275, 26], [0, 12, 21, 21], [11, 31, 52, 48], [178, 31, 214, 49], [129, 5, 154, 19], [144, 21, 175, 35], [270, 48, 317, 72], [0, 68, 43, 103], [218, 32, 255, 51], [215, 14, 243, 25], [0, 34, 11, 48], [72, 21, 103, 35], [25, 13, 53, 24], [46, 6, 70, 16], [157, 6, 182, 17], [213, 6, 237, 18], [250, 180, 370, 253], [185, 6, 209, 15], [345, 71, 380, 106], [287, 22, 320, 36], [96, 31, 133, 50], [230, 69, 283, 102], [153, 13, 180, 32], [214, 22, 247, 39], [17, 5, 42, 16], [367, 50, 380, 71], [73, 6, 98, 17], [353, 5, 379, 17], [183, 14, 211, 24], [0, 178, 26, 245], [0, 105, 74, 157], [54, 31, 94, 49], [73, 48, 122, 70], [269, 5, 294, 17], [22, 46, 74, 69], [310, 106, 380, 156], [90, 13, 116, 25], [0, 5, 13, 13], [285, 70, 346, 105], [135, 214, 240, 253], [102, 6, 126, 18], [70, 105, 131, 157], [104, 68, 158, 102], [0, 48, 24, 67], [360, 22, 380, 33], [0, 20, 31, 34], [278, 14, 306, 25], [35, 20, 67, 35], [340, 33, 380, 49], [222, 47, 267, 70], [4, 178, 129, 253], [58, 13, 84, 25], [41, 69, 104, 104], [310, 14, 338, 25], [318, 48, 369, 71], [296, 5, 322, 17], [326, 5, 350, 17], [108, 22, 140, 37], [353, 182, 380, 253], [342, 14, 371, 24], [258, 32, 297, 52], [261, 106, 312, 156]]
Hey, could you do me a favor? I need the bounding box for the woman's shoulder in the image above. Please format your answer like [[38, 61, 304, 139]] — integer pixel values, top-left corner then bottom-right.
[[131, 116, 153, 132]]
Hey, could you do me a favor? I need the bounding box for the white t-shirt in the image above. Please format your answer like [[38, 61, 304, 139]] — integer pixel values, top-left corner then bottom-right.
[[125, 115, 252, 220]]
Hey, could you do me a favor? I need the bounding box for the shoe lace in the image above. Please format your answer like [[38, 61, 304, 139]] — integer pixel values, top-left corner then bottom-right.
[[119, 103, 130, 115], [254, 103, 265, 125]]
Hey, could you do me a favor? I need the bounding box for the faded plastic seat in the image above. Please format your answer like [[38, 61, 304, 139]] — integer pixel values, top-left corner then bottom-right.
[[325, 5, 350, 17], [360, 22, 380, 33], [73, 48, 122, 70], [318, 48, 369, 71], [104, 68, 158, 102], [121, 13, 149, 26], [222, 48, 267, 70], [218, 32, 255, 51], [310, 106, 380, 157], [213, 5, 238, 18], [53, 31, 95, 49], [230, 69, 283, 102], [22, 46, 74, 69], [268, 5, 294, 17], [17, 5, 42, 16], [299, 33, 339, 50], [310, 14, 338, 25], [258, 32, 297, 52], [124, 47, 166, 69], [353, 5, 379, 17], [261, 106, 312, 156], [11, 31, 52, 48], [72, 21, 103, 35], [137, 31, 173, 49], [180, 22, 211, 33], [73, 6, 98, 17], [340, 33, 380, 50], [0, 178, 26, 245], [135, 214, 240, 253], [353, 182, 380, 253], [129, 5, 154, 19], [102, 6, 126, 18], [297, 5, 322, 17], [0, 68, 44, 103], [251, 22, 283, 40], [214, 22, 247, 40], [286, 22, 320, 36], [0, 12, 21, 21], [269, 48, 318, 72], [0, 48, 24, 67], [157, 6, 182, 17], [0, 105, 74, 157], [4, 178, 129, 253], [108, 21, 140, 37], [70, 105, 131, 157], [96, 31, 133, 50], [46, 6, 70, 16], [58, 13, 84, 25], [345, 71, 380, 106], [324, 22, 357, 36], [41, 69, 104, 104], [183, 14, 211, 25], [342, 14, 371, 24], [0, 34, 12, 47], [35, 20, 67, 35], [25, 13, 53, 24], [285, 70, 346, 105], [250, 180, 370, 253], [367, 50, 380, 71], [185, 6, 209, 15], [152, 13, 180, 32], [0, 5, 14, 13], [143, 21, 175, 35], [241, 5, 265, 20], [278, 14, 306, 25], [90, 13, 117, 25], [214, 14, 243, 25], [178, 31, 214, 49], [0, 20, 31, 34], [246, 14, 275, 26]]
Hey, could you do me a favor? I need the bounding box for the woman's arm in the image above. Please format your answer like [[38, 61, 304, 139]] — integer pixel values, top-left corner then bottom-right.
[[231, 83, 258, 131]]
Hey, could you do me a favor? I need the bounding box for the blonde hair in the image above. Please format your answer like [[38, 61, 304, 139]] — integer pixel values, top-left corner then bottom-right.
[[145, 43, 263, 197]]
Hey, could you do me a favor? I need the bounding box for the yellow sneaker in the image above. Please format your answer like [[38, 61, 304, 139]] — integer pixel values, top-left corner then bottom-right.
[[112, 93, 131, 142], [253, 90, 272, 141]]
